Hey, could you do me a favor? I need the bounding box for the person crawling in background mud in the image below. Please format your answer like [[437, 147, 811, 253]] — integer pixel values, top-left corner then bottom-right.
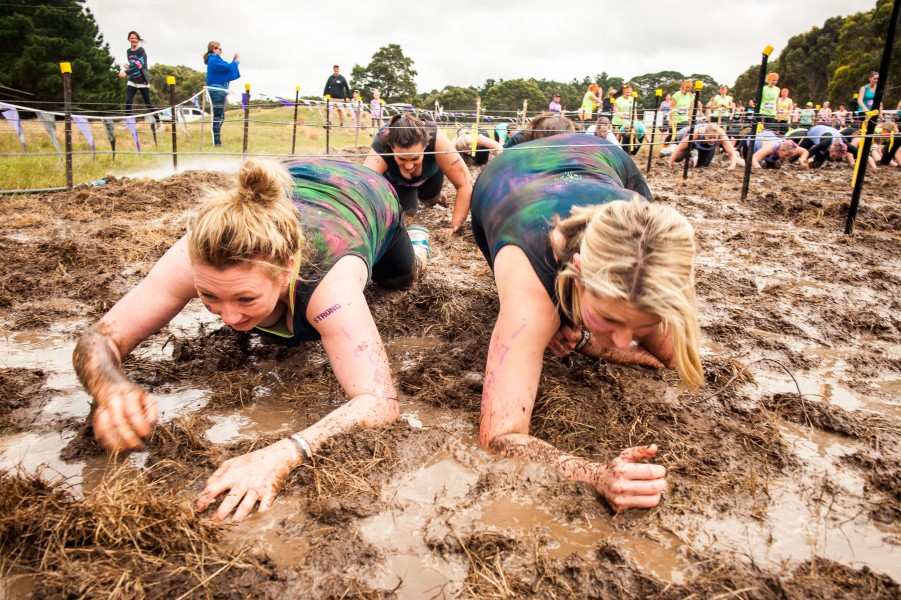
[[470, 133, 703, 512], [73, 158, 430, 523]]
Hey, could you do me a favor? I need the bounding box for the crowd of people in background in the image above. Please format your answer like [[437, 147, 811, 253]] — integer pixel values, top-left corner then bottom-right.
[[536, 73, 901, 170], [112, 30, 900, 168]]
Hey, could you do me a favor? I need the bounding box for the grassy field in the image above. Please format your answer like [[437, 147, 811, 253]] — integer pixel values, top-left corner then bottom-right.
[[0, 104, 658, 190], [0, 105, 402, 191]]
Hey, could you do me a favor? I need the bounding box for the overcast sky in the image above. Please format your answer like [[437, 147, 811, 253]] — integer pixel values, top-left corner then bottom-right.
[[85, 0, 878, 100]]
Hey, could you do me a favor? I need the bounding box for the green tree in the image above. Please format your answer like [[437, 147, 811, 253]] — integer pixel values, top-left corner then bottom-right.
[[829, 0, 901, 108], [0, 0, 118, 110], [595, 72, 624, 95], [350, 44, 417, 103], [628, 71, 685, 110], [482, 78, 548, 115], [728, 1, 899, 111], [478, 78, 497, 97], [731, 61, 780, 106], [147, 64, 206, 106], [780, 17, 843, 103], [422, 85, 479, 111]]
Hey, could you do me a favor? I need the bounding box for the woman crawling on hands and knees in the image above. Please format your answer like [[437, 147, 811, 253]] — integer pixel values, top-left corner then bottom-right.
[[73, 158, 429, 522], [471, 133, 703, 512]]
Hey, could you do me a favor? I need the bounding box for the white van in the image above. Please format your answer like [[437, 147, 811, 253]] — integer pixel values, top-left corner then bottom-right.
[[159, 107, 210, 123]]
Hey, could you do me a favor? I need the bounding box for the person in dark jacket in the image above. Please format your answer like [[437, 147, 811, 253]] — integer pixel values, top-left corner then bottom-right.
[[118, 31, 159, 121], [323, 65, 351, 127]]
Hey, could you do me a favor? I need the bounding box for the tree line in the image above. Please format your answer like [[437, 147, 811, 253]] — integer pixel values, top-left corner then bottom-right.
[[731, 0, 898, 108], [1, 0, 894, 115]]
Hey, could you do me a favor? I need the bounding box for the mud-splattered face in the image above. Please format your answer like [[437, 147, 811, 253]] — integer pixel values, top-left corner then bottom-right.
[[578, 288, 661, 350], [193, 261, 288, 331]]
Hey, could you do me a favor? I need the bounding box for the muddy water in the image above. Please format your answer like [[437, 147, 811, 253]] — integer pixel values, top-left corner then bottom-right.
[[684, 420, 901, 576], [2, 313, 899, 589]]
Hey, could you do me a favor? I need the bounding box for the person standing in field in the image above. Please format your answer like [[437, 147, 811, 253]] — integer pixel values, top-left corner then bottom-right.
[[774, 87, 793, 133], [611, 84, 634, 130], [577, 84, 602, 127], [549, 93, 563, 115], [817, 101, 833, 125], [350, 89, 364, 131], [834, 104, 848, 127], [119, 31, 159, 121], [708, 85, 734, 124], [203, 41, 240, 147], [323, 65, 351, 127], [369, 90, 384, 135], [664, 81, 695, 146], [760, 73, 780, 129], [858, 71, 878, 116]]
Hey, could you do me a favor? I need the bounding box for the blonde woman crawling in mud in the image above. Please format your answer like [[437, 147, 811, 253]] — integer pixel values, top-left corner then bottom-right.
[[73, 158, 430, 523], [470, 133, 703, 512]]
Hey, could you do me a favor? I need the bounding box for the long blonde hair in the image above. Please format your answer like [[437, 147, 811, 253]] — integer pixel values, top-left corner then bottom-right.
[[188, 159, 303, 280], [453, 128, 475, 153], [553, 196, 703, 388]]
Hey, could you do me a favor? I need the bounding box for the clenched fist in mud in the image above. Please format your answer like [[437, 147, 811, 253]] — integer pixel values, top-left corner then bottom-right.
[[91, 382, 158, 452], [591, 444, 667, 512]]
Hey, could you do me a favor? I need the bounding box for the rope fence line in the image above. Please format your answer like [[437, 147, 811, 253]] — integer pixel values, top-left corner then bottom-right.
[[3, 59, 900, 236]]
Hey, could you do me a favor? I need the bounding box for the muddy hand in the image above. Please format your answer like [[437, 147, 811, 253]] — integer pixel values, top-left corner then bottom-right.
[[197, 440, 299, 523], [597, 346, 666, 369], [92, 383, 157, 452], [594, 444, 667, 512], [548, 324, 582, 358]]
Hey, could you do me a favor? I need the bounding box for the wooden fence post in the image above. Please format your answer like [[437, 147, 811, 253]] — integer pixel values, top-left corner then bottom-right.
[[242, 83, 251, 155], [60, 62, 73, 189], [168, 76, 177, 172], [291, 86, 300, 155]]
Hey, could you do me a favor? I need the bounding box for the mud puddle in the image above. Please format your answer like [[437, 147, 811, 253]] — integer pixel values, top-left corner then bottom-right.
[[1, 164, 898, 598]]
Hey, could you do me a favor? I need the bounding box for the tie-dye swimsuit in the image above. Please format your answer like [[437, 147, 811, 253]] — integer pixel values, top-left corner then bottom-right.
[[254, 159, 404, 343], [471, 133, 652, 306]]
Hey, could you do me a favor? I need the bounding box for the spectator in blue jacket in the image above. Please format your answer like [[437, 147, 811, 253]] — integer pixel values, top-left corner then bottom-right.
[[203, 41, 241, 146]]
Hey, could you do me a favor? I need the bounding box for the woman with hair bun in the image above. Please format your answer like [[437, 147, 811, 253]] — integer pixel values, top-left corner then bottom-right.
[[364, 113, 473, 236], [470, 133, 702, 512], [73, 158, 430, 523]]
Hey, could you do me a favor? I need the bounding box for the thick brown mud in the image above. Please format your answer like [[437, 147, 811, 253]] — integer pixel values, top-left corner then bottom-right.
[[0, 153, 898, 598]]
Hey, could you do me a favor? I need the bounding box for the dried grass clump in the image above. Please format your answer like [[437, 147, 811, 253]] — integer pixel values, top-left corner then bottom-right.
[[0, 464, 272, 599]]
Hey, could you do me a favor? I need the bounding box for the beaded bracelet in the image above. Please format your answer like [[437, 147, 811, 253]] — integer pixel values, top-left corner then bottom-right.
[[574, 328, 592, 353], [289, 434, 312, 465]]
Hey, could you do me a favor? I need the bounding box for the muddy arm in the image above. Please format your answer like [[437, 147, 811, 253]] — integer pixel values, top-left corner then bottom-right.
[[434, 130, 473, 232], [481, 247, 667, 511], [197, 256, 399, 523], [73, 237, 197, 451], [721, 138, 740, 170], [303, 256, 400, 447], [668, 138, 691, 166], [488, 435, 666, 512]]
